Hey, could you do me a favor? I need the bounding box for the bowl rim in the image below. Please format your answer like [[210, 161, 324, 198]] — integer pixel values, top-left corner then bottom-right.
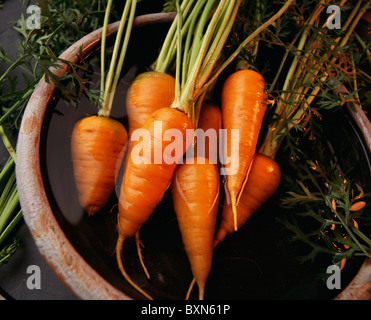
[[15, 11, 371, 300], [15, 12, 175, 300]]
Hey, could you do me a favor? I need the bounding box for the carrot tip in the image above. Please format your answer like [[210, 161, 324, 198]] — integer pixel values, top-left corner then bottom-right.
[[135, 232, 150, 279], [116, 234, 154, 300], [198, 285, 205, 300], [232, 201, 238, 232]]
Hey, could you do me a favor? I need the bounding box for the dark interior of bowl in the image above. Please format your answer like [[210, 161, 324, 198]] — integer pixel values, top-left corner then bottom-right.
[[39, 22, 370, 300]]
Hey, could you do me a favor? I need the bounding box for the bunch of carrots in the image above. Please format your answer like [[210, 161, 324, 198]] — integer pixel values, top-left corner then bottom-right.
[[68, 0, 367, 300]]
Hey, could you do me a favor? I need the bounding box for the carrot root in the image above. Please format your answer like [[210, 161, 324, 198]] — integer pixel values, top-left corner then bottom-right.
[[232, 200, 238, 232], [135, 231, 150, 279], [185, 277, 195, 300], [115, 234, 153, 300], [198, 284, 205, 300]]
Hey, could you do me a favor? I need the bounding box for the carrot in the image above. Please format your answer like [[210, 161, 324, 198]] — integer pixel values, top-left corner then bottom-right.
[[195, 102, 222, 163], [71, 116, 127, 216], [177, 102, 221, 300], [221, 69, 267, 231], [126, 71, 175, 136], [119, 71, 176, 279], [171, 156, 220, 300], [116, 107, 194, 299], [214, 153, 281, 247]]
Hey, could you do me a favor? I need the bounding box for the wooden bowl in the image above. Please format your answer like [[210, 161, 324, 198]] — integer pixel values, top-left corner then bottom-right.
[[16, 12, 371, 300]]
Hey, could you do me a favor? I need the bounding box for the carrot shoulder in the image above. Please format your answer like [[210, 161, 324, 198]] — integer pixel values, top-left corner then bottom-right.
[[221, 69, 267, 231], [126, 71, 175, 136]]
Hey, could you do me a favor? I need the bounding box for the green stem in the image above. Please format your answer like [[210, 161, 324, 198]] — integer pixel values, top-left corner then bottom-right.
[[332, 208, 371, 258], [99, 0, 137, 117], [354, 32, 371, 68], [0, 171, 15, 209], [185, 0, 217, 82], [0, 87, 35, 126], [176, 0, 234, 114], [0, 126, 16, 161], [173, 0, 183, 107], [0, 210, 22, 249], [182, 1, 205, 87], [351, 225, 371, 248], [338, 0, 371, 49], [0, 237, 20, 265], [105, 0, 137, 113], [0, 56, 25, 83], [100, 0, 113, 100], [0, 175, 18, 235], [154, 0, 196, 73], [257, 125, 281, 159], [204, 0, 294, 90], [0, 157, 15, 183], [197, 0, 240, 88], [251, 0, 263, 60]]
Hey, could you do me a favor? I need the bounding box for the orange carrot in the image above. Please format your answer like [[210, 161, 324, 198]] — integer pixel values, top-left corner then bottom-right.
[[71, 115, 127, 216], [195, 102, 222, 163], [116, 107, 194, 299], [123, 71, 176, 280], [214, 153, 281, 247], [171, 156, 220, 300], [221, 69, 267, 231], [177, 102, 221, 300], [126, 71, 175, 136]]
